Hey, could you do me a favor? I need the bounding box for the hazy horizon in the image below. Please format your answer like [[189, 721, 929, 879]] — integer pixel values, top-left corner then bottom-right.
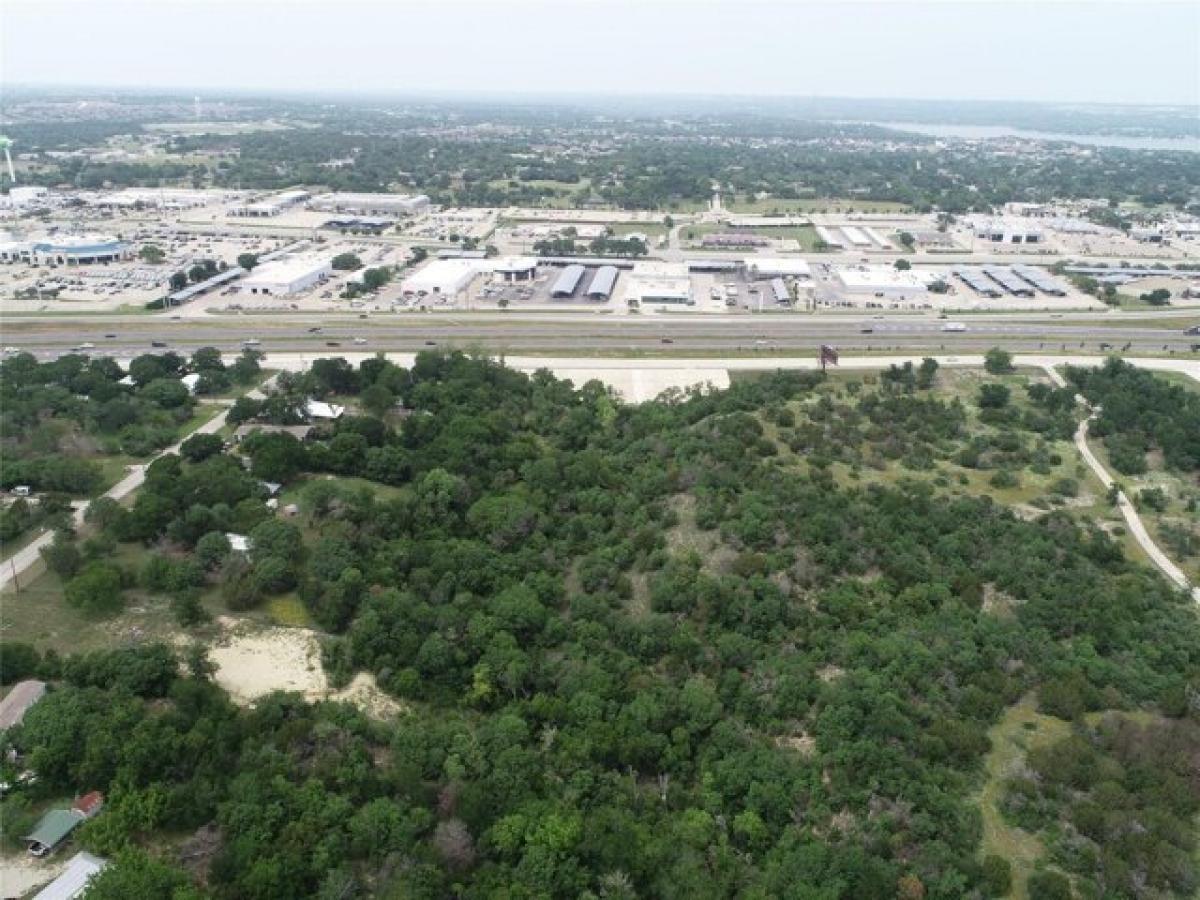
[[4, 0, 1198, 108]]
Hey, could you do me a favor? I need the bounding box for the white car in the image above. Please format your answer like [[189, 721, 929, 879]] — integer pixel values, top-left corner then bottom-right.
[[353, 337, 367, 345]]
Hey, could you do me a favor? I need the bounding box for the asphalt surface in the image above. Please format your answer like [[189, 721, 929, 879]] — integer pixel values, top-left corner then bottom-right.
[[4, 313, 1198, 356]]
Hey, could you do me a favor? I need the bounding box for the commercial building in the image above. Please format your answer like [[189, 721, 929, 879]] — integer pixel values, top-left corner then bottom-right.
[[85, 188, 228, 210], [815, 225, 844, 249], [239, 254, 332, 295], [954, 267, 1004, 298], [2, 186, 48, 208], [586, 265, 619, 299], [1011, 265, 1067, 296], [628, 261, 692, 306], [309, 192, 430, 216], [839, 226, 873, 248], [747, 258, 812, 279], [982, 265, 1035, 296], [229, 189, 310, 218], [769, 277, 789, 303], [551, 264, 587, 298], [834, 266, 931, 298], [701, 233, 770, 248], [401, 258, 483, 297], [490, 256, 538, 282], [972, 218, 1045, 244], [0, 234, 130, 266], [322, 216, 394, 234]]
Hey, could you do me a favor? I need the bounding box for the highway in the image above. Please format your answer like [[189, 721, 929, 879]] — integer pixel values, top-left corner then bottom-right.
[[3, 311, 1198, 357]]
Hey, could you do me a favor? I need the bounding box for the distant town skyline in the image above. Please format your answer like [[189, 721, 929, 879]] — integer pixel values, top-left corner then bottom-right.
[[3, 1, 1198, 108]]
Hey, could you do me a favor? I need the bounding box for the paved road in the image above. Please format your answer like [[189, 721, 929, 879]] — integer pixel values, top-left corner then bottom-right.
[[3, 313, 1197, 357], [1041, 364, 1199, 601], [0, 377, 279, 594]]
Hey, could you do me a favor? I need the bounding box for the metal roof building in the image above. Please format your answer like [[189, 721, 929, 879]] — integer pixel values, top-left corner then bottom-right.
[[551, 264, 586, 298], [33, 851, 108, 899], [983, 266, 1036, 296], [168, 266, 246, 305], [1012, 265, 1067, 296], [0, 680, 46, 730], [815, 226, 843, 248], [954, 267, 1003, 298], [748, 258, 812, 279], [25, 810, 84, 856], [587, 265, 619, 299], [240, 254, 333, 296], [770, 277, 789, 303]]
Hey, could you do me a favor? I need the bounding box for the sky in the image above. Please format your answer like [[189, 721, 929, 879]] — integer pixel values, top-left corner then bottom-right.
[[3, 0, 1198, 107]]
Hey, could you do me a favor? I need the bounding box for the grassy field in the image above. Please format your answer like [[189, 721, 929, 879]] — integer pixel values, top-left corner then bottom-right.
[[742, 366, 1152, 567], [1079, 314, 1200, 329], [977, 697, 1072, 900]]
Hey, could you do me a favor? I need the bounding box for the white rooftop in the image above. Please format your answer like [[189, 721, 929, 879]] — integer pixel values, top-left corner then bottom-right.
[[241, 254, 332, 284]]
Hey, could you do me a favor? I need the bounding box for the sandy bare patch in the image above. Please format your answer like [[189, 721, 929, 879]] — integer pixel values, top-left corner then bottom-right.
[[0, 853, 67, 899], [208, 621, 405, 720], [776, 733, 817, 758]]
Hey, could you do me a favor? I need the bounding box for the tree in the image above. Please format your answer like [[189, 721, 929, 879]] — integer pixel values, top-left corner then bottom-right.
[[84, 848, 201, 900], [980, 856, 1012, 897], [64, 561, 124, 615], [894, 258, 912, 271], [0, 642, 41, 684], [978, 383, 1011, 409], [916, 357, 939, 389], [169, 271, 188, 292], [180, 432, 224, 463], [243, 432, 308, 482], [237, 252, 259, 271], [897, 231, 916, 250], [359, 383, 394, 418], [1139, 287, 1171, 306], [196, 531, 232, 570], [332, 252, 363, 271], [191, 347, 225, 372], [984, 348, 1015, 375], [1027, 871, 1071, 900], [138, 244, 165, 264], [41, 530, 83, 579]]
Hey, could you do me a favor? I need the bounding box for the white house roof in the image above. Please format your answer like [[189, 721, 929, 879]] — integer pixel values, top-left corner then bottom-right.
[[304, 399, 345, 420]]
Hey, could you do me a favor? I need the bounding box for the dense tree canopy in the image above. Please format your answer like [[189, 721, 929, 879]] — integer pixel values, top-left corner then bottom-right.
[[5, 352, 1198, 899]]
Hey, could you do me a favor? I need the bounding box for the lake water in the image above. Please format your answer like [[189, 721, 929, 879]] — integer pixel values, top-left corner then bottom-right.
[[869, 121, 1200, 153]]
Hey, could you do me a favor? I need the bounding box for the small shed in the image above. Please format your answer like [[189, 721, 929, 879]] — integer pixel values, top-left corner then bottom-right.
[[73, 791, 105, 819]]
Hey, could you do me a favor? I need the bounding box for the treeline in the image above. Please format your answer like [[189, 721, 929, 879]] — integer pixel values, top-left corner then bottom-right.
[[1066, 357, 1200, 474]]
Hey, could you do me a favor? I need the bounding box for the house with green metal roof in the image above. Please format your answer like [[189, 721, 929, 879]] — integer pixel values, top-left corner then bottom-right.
[[24, 808, 83, 857]]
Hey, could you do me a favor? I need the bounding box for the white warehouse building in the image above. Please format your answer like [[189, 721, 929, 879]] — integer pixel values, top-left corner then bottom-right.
[[834, 266, 935, 299], [972, 218, 1045, 245], [309, 192, 430, 216], [747, 258, 812, 279], [229, 189, 311, 218], [240, 254, 333, 295], [627, 261, 692, 306], [401, 259, 485, 297]]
